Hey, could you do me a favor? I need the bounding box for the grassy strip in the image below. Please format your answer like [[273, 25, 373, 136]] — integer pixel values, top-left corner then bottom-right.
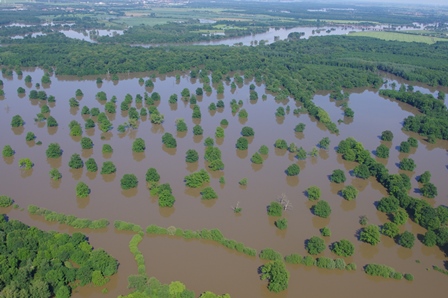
[[284, 253, 356, 271], [27, 204, 109, 229], [146, 224, 257, 257], [349, 31, 447, 44]]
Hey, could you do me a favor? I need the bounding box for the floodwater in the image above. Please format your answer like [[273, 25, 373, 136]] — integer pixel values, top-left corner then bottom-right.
[[0, 69, 447, 298]]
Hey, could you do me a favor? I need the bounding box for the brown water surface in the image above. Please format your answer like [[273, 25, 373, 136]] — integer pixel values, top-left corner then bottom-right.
[[0, 69, 447, 297]]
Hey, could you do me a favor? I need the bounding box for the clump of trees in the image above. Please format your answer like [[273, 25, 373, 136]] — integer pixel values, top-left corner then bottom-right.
[[364, 263, 411, 280], [68, 153, 83, 169], [285, 164, 300, 176], [0, 195, 13, 207], [49, 168, 62, 180], [2, 145, 15, 157], [399, 157, 416, 171], [341, 185, 358, 201], [267, 201, 283, 217], [101, 161, 116, 174], [132, 138, 146, 152], [201, 186, 218, 200], [121, 174, 138, 190], [381, 130, 394, 141], [76, 181, 90, 198], [162, 133, 177, 148], [11, 115, 24, 127], [184, 169, 210, 188], [376, 144, 389, 158], [331, 239, 355, 257], [360, 225, 381, 245], [313, 200, 331, 218], [260, 260, 289, 293], [330, 169, 346, 183], [236, 137, 248, 150], [18, 158, 33, 169], [306, 236, 326, 255]]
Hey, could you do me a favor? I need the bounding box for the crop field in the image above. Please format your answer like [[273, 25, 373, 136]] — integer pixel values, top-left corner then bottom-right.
[[349, 31, 448, 44]]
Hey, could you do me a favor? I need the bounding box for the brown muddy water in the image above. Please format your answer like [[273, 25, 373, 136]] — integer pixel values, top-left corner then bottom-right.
[[0, 69, 447, 297]]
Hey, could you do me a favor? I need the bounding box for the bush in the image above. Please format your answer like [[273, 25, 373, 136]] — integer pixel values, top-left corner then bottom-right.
[[132, 138, 146, 152], [377, 196, 399, 213], [215, 126, 225, 138], [85, 158, 98, 172], [381, 130, 394, 141], [313, 200, 331, 218], [399, 158, 416, 171], [241, 126, 255, 136], [185, 149, 199, 163], [236, 137, 248, 150], [275, 218, 288, 230], [318, 137, 330, 149], [0, 195, 13, 207], [121, 174, 138, 190], [81, 137, 93, 150], [259, 145, 269, 155], [317, 228, 330, 238], [193, 125, 203, 136], [201, 187, 218, 200], [421, 183, 438, 198], [398, 231, 415, 248], [102, 144, 113, 154], [422, 230, 437, 247], [251, 152, 263, 164], [18, 158, 33, 169], [360, 225, 381, 245], [330, 169, 346, 183], [49, 168, 62, 180], [331, 240, 355, 257], [76, 182, 90, 198], [376, 144, 389, 158], [184, 169, 210, 188], [145, 168, 160, 183], [417, 171, 431, 183], [11, 115, 24, 127], [285, 164, 300, 176], [47, 116, 58, 127], [341, 185, 358, 200], [274, 139, 288, 150], [25, 132, 36, 141], [260, 260, 289, 293], [294, 123, 306, 132], [162, 133, 177, 148], [364, 264, 396, 278], [259, 248, 282, 261], [267, 202, 283, 217], [316, 257, 336, 269], [408, 137, 418, 148], [353, 164, 370, 179], [404, 273, 414, 281], [306, 236, 326, 255], [101, 161, 116, 174], [2, 145, 15, 157], [68, 154, 83, 169], [284, 254, 302, 264], [399, 141, 410, 153], [220, 119, 228, 126], [381, 222, 399, 238], [239, 178, 248, 185]]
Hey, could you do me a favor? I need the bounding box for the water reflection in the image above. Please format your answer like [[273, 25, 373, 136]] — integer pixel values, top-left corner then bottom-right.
[[76, 196, 90, 209], [121, 188, 138, 198]]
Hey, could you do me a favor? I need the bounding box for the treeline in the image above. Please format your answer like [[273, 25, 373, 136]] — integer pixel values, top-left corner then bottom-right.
[[0, 214, 118, 297], [379, 89, 448, 140], [364, 264, 413, 281], [28, 205, 110, 229], [146, 225, 257, 257]]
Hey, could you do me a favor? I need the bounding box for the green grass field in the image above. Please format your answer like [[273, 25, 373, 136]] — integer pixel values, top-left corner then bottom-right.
[[349, 31, 448, 44]]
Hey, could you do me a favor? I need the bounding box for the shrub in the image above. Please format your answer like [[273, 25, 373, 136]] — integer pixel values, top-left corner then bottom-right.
[[417, 171, 431, 183], [404, 273, 414, 281], [306, 236, 326, 255], [121, 174, 138, 190], [184, 169, 210, 188], [274, 139, 288, 149], [330, 169, 346, 183], [251, 152, 263, 164], [201, 187, 218, 200], [85, 158, 98, 172], [162, 133, 177, 148], [11, 115, 24, 127], [81, 137, 93, 150], [101, 161, 116, 174], [320, 227, 331, 237], [25, 132, 36, 141], [316, 257, 335, 269], [259, 145, 269, 155], [185, 149, 199, 163], [132, 138, 146, 152], [399, 158, 416, 171], [102, 144, 113, 154], [18, 158, 33, 169], [408, 137, 418, 148], [331, 239, 355, 257], [193, 125, 203, 136], [215, 126, 225, 138], [267, 202, 283, 217], [145, 168, 160, 183], [285, 164, 300, 176], [381, 130, 393, 141], [377, 196, 399, 213], [236, 137, 248, 150], [241, 126, 255, 137], [284, 254, 302, 264], [398, 231, 415, 248], [381, 222, 399, 238], [353, 164, 371, 179], [49, 168, 62, 180], [294, 123, 306, 132], [220, 119, 228, 126], [376, 144, 389, 158], [275, 218, 288, 230], [341, 185, 358, 200], [259, 248, 282, 261], [76, 182, 90, 198], [239, 178, 248, 185], [260, 260, 289, 293], [313, 200, 331, 218], [0, 195, 13, 207], [421, 183, 438, 198], [360, 225, 381, 245], [68, 154, 83, 169], [399, 141, 410, 153], [2, 145, 15, 157]]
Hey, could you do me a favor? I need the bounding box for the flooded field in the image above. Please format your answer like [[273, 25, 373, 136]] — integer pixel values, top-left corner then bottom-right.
[[0, 69, 447, 297]]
